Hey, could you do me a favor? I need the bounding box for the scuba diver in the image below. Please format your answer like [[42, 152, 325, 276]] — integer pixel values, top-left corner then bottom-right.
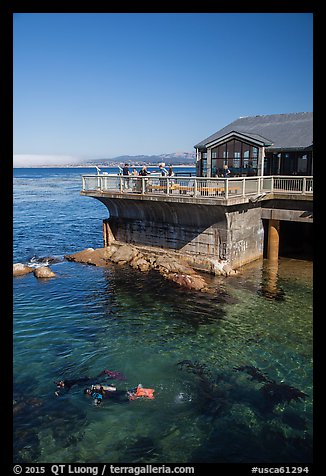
[[54, 369, 126, 396], [84, 384, 155, 406]]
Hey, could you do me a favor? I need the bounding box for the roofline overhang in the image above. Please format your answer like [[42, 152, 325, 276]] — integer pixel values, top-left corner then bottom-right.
[[196, 130, 273, 150], [265, 145, 313, 152]]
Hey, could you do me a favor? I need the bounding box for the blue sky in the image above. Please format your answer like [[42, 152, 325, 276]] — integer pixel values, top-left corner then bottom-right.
[[13, 13, 313, 165]]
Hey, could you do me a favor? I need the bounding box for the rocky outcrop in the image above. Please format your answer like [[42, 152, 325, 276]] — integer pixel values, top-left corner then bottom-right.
[[65, 244, 210, 292], [13, 263, 34, 277], [33, 266, 57, 279], [14, 262, 58, 279]]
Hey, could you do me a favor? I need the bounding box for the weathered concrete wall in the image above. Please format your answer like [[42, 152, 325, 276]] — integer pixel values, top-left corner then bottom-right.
[[95, 197, 264, 269], [98, 198, 227, 260], [225, 205, 264, 268]]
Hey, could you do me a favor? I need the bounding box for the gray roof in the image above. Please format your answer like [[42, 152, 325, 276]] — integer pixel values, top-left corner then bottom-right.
[[194, 112, 313, 150]]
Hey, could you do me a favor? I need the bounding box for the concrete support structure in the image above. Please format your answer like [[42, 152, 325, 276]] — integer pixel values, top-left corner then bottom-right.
[[267, 219, 280, 263], [97, 197, 265, 270], [82, 176, 312, 273]]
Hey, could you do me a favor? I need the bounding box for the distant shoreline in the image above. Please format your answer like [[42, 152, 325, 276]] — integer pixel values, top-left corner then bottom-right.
[[13, 164, 196, 169]]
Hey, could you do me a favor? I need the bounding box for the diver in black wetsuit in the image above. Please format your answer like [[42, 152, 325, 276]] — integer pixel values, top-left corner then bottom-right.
[[54, 369, 126, 396], [84, 385, 131, 405]]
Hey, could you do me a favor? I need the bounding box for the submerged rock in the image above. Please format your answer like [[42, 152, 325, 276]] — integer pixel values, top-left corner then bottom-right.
[[166, 272, 208, 291], [28, 255, 62, 266]]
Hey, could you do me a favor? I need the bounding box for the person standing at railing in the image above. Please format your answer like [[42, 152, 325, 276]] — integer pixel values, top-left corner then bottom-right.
[[139, 166, 149, 176], [157, 163, 168, 190], [159, 163, 168, 176], [137, 166, 149, 192], [122, 163, 131, 176], [222, 164, 230, 178], [122, 163, 131, 190]]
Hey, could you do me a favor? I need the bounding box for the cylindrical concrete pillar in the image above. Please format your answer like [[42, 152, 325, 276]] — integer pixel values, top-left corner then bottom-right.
[[267, 219, 280, 262]]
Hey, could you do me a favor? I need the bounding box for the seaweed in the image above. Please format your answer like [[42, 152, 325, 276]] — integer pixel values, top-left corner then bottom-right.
[[261, 382, 308, 405], [233, 365, 308, 406], [233, 365, 271, 383]]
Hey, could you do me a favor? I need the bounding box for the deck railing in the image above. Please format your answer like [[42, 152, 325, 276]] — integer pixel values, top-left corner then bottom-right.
[[81, 175, 313, 199]]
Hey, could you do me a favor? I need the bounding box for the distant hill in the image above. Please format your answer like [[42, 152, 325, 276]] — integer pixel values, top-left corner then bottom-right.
[[82, 152, 196, 167], [13, 152, 196, 168]]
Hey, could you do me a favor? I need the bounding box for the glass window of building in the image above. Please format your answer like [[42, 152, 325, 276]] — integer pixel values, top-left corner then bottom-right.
[[219, 143, 226, 159], [211, 159, 218, 177], [201, 158, 207, 177], [298, 154, 308, 174], [243, 144, 250, 167], [252, 147, 258, 168], [226, 140, 234, 160]]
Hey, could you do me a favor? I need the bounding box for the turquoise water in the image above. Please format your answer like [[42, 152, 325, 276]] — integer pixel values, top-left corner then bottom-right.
[[13, 168, 313, 464]]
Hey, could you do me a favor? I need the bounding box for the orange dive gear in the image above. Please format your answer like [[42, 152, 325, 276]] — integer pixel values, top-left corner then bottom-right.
[[129, 385, 155, 400]]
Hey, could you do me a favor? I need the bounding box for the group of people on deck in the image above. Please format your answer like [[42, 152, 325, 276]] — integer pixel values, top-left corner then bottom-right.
[[122, 163, 174, 177]]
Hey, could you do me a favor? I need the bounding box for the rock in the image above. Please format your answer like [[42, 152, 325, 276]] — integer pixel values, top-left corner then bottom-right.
[[64, 247, 114, 266], [212, 260, 225, 276], [64, 248, 95, 263], [166, 272, 208, 291], [109, 244, 139, 264], [33, 267, 56, 279], [154, 255, 196, 275], [130, 256, 151, 272], [222, 264, 234, 276], [13, 263, 33, 277]]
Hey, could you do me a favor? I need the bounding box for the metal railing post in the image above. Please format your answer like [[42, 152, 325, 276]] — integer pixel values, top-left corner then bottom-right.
[[194, 178, 198, 197], [242, 178, 246, 197], [225, 179, 229, 199], [302, 177, 306, 195]]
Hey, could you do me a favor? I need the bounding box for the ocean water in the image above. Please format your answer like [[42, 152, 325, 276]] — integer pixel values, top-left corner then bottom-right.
[[13, 167, 313, 464]]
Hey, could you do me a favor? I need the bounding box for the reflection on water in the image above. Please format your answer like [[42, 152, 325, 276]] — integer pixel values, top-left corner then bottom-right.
[[259, 261, 284, 300]]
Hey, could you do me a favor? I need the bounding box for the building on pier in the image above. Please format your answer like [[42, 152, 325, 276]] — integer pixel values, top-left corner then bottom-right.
[[195, 112, 313, 178], [81, 112, 313, 271]]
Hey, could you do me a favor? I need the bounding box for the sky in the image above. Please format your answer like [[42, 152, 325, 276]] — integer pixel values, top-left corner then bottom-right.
[[13, 13, 313, 166]]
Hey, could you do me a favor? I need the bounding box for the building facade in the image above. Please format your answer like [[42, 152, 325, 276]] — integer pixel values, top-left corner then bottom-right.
[[194, 112, 313, 177]]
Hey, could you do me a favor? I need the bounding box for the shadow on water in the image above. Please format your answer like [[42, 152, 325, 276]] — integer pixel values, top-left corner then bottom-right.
[[176, 360, 312, 463], [14, 396, 88, 463], [98, 266, 231, 328], [117, 437, 163, 463]]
